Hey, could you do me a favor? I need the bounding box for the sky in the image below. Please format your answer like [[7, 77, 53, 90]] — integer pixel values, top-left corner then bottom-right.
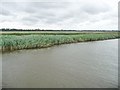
[[0, 0, 119, 30]]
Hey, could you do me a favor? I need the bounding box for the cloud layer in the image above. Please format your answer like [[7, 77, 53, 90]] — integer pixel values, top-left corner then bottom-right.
[[0, 0, 119, 30]]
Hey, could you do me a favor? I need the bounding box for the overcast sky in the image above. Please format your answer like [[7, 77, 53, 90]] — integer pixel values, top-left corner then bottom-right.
[[0, 0, 119, 30]]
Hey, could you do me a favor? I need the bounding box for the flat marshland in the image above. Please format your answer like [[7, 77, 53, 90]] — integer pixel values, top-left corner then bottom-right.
[[0, 31, 119, 52]]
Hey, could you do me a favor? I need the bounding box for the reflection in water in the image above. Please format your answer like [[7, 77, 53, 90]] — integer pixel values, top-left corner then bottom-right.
[[2, 39, 118, 88]]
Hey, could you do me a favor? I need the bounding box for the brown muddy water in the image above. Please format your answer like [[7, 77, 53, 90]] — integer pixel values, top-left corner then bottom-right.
[[2, 39, 118, 88]]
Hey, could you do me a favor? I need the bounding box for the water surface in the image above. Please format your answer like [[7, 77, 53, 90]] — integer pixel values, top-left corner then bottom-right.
[[2, 39, 118, 88]]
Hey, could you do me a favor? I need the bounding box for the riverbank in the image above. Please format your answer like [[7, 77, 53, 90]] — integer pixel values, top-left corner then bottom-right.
[[0, 32, 119, 52]]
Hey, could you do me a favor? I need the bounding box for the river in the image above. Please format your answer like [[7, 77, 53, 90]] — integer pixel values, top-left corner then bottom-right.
[[2, 39, 118, 88]]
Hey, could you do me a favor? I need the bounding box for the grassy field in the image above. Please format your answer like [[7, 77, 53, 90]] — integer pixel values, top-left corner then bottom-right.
[[0, 31, 119, 52], [0, 31, 108, 35]]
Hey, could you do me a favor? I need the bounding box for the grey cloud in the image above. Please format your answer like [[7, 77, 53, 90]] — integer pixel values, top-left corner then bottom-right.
[[1, 2, 87, 25], [42, 16, 66, 24], [1, 2, 72, 24], [0, 0, 117, 30], [22, 2, 70, 15], [24, 8, 37, 13], [21, 2, 72, 24], [22, 17, 39, 25], [29, 2, 70, 9], [0, 8, 13, 16], [81, 3, 110, 15], [1, 2, 34, 14]]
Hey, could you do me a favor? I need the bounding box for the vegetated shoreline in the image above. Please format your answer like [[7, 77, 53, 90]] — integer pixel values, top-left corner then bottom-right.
[[0, 32, 119, 52]]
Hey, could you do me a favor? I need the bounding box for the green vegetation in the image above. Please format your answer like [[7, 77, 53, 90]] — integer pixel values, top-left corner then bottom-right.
[[0, 32, 119, 52]]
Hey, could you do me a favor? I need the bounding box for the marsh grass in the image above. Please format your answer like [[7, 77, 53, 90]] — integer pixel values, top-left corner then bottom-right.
[[0, 32, 119, 52]]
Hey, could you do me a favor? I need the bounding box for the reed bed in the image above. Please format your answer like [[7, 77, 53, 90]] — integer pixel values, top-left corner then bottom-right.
[[0, 32, 119, 52]]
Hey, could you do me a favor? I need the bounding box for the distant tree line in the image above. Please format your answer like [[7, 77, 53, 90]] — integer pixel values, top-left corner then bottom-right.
[[0, 28, 77, 31], [0, 28, 119, 32]]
